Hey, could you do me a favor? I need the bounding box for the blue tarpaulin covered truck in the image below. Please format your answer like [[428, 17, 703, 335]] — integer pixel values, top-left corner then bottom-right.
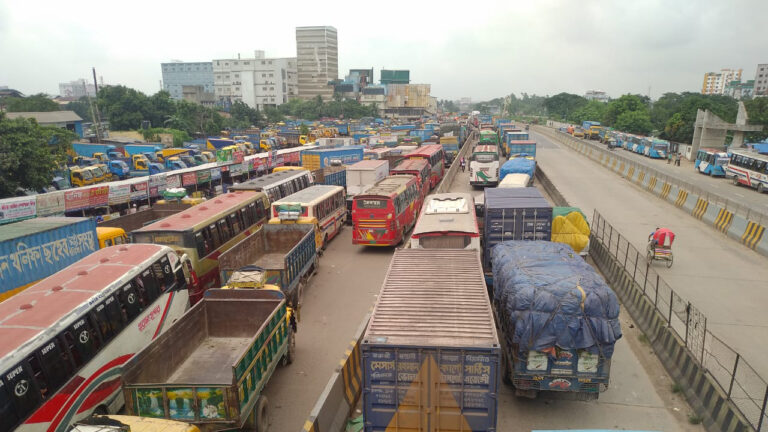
[[491, 241, 622, 399], [362, 249, 500, 432]]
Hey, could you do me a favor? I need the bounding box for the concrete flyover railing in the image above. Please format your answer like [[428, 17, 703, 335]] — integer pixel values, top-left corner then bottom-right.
[[435, 129, 477, 194], [534, 126, 768, 257], [301, 313, 369, 432], [590, 211, 768, 432]]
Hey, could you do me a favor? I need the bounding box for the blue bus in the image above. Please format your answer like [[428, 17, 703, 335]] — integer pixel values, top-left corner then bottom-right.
[[644, 139, 670, 159], [695, 148, 730, 176]]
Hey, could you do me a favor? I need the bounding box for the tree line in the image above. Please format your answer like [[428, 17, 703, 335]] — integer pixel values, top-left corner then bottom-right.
[[469, 92, 768, 143]]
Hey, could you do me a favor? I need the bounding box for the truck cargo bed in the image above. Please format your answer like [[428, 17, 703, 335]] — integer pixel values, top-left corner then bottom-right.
[[167, 337, 252, 384]]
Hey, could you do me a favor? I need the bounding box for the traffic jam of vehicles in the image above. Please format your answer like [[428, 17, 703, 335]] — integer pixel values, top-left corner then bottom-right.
[[0, 115, 625, 432]]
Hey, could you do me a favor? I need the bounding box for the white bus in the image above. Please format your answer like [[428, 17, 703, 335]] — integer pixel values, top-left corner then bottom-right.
[[0, 244, 191, 432], [269, 185, 347, 250], [726, 149, 768, 193], [410, 193, 481, 250], [469, 144, 500, 187]]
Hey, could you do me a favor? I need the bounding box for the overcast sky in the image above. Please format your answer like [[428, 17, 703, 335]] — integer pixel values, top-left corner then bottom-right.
[[1, 0, 765, 101]]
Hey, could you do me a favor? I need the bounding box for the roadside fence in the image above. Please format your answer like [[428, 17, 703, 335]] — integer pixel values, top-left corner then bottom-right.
[[592, 210, 768, 431]]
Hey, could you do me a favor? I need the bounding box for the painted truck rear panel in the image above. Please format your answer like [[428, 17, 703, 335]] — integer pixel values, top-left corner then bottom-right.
[[122, 289, 289, 431], [362, 249, 499, 432], [0, 217, 98, 301]]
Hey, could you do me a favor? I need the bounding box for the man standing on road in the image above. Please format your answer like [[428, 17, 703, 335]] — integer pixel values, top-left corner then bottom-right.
[[675, 153, 681, 166], [667, 152, 672, 164]]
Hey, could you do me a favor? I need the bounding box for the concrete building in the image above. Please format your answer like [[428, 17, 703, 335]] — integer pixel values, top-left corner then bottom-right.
[[701, 68, 742, 95], [349, 68, 374, 88], [0, 87, 24, 98], [724, 80, 754, 100], [182, 85, 216, 107], [213, 51, 297, 110], [585, 89, 609, 102], [755, 63, 768, 97], [380, 70, 409, 85], [383, 83, 434, 118], [161, 61, 214, 100], [5, 111, 84, 137], [459, 97, 472, 111], [296, 26, 338, 101], [360, 86, 387, 111], [59, 79, 96, 99]]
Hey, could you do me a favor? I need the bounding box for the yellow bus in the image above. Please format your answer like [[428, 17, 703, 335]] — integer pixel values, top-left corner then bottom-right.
[[271, 166, 308, 173], [132, 190, 270, 304], [96, 226, 128, 248], [269, 185, 346, 250], [73, 415, 200, 432]]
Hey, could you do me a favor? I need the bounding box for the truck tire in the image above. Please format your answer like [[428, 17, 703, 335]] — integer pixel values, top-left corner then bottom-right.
[[255, 395, 269, 432]]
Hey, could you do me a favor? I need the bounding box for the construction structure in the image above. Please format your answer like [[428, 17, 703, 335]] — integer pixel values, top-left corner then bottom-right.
[[691, 102, 763, 155]]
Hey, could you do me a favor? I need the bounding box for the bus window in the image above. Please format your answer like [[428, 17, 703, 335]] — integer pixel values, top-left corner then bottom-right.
[[118, 283, 142, 322], [208, 223, 221, 249], [194, 232, 207, 258], [218, 219, 231, 242], [103, 238, 113, 247], [0, 378, 20, 432], [67, 317, 102, 363], [138, 269, 160, 303], [3, 363, 39, 426], [228, 213, 241, 234], [37, 338, 73, 395], [25, 355, 49, 400]]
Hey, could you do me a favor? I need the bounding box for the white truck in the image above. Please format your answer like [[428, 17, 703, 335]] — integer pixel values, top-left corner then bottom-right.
[[345, 159, 389, 221]]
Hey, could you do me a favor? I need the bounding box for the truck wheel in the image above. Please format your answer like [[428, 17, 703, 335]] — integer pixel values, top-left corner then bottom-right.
[[254, 395, 269, 432]]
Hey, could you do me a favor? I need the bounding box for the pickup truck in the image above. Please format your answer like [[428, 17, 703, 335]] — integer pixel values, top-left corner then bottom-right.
[[218, 223, 317, 309], [131, 158, 166, 176], [121, 289, 295, 432]]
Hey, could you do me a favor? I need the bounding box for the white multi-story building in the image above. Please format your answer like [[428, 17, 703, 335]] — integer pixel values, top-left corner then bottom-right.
[[296, 26, 338, 101], [702, 68, 743, 95], [59, 79, 96, 99], [584, 90, 609, 102], [161, 61, 214, 100], [213, 51, 297, 110], [755, 64, 768, 97]]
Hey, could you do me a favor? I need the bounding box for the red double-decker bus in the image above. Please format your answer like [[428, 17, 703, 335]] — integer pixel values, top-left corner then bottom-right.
[[352, 175, 421, 246], [390, 158, 430, 204], [404, 144, 445, 189]]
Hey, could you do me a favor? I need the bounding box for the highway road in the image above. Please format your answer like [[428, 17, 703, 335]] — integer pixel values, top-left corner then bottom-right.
[[552, 126, 768, 216], [531, 129, 768, 382], [261, 142, 702, 432]]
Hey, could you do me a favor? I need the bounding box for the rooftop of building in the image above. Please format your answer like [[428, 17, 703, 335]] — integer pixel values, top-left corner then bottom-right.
[[4, 111, 83, 123]]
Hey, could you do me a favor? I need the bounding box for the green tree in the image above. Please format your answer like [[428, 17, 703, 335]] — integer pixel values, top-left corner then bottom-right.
[[0, 113, 75, 197], [5, 94, 60, 112], [615, 110, 653, 135], [97, 85, 149, 130], [147, 91, 176, 128], [744, 97, 768, 142], [650, 92, 683, 131], [299, 123, 310, 136], [64, 97, 93, 122], [264, 107, 285, 124], [543, 93, 588, 120], [603, 94, 650, 126], [660, 93, 737, 142], [569, 100, 608, 124], [230, 100, 263, 127]]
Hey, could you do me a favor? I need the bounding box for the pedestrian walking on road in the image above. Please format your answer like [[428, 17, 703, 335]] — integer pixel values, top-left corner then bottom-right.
[[667, 153, 672, 164], [675, 153, 681, 166]]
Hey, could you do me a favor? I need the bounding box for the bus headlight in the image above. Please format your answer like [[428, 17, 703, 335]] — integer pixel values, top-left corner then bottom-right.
[[387, 213, 393, 219]]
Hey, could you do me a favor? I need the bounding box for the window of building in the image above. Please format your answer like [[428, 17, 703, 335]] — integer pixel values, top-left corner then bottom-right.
[[263, 87, 267, 91], [261, 61, 266, 65], [244, 61, 250, 65], [225, 62, 229, 66], [262, 73, 266, 77], [235, 87, 239, 91], [235, 74, 239, 78], [269, 73, 273, 78], [234, 61, 238, 65], [268, 61, 272, 65]]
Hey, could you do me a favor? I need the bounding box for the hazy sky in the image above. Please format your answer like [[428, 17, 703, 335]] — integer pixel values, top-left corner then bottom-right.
[[1, 0, 765, 101]]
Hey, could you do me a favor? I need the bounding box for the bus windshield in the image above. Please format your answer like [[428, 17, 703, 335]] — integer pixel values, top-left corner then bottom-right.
[[357, 199, 388, 209], [474, 153, 498, 163]]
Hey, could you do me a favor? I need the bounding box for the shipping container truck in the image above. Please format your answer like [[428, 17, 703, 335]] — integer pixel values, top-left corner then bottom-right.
[[72, 143, 119, 158], [506, 140, 536, 159], [440, 136, 460, 166], [301, 146, 365, 170], [217, 223, 317, 309], [122, 289, 295, 432], [362, 249, 500, 432], [483, 187, 551, 271], [499, 158, 536, 183], [0, 217, 98, 301], [345, 159, 389, 199], [490, 241, 621, 399], [311, 166, 347, 189]]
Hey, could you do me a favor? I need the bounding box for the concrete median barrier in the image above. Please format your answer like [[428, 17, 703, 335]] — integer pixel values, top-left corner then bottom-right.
[[301, 314, 370, 432], [740, 221, 766, 251], [692, 198, 709, 220], [726, 214, 749, 243], [712, 207, 734, 233]]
